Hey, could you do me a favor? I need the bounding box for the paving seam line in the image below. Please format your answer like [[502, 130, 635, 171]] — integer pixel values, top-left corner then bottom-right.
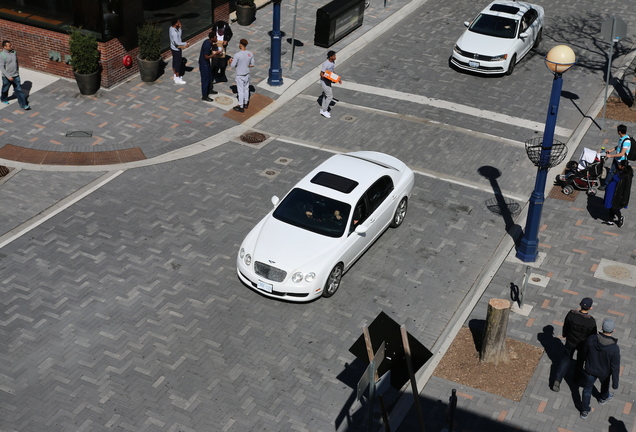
[[0, 170, 124, 251], [296, 93, 529, 149], [380, 41, 636, 432]]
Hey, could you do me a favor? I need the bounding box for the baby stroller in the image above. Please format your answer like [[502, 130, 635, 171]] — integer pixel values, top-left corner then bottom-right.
[[556, 147, 606, 196]]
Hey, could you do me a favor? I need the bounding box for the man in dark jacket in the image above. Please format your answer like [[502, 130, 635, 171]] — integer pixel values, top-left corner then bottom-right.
[[551, 297, 597, 392], [603, 160, 633, 227], [210, 21, 233, 83], [580, 318, 621, 419]]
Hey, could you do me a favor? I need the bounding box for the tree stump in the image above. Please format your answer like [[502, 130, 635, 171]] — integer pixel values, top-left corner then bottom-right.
[[480, 299, 511, 364]]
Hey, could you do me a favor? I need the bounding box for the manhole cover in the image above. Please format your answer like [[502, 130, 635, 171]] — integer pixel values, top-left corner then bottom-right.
[[240, 132, 267, 144], [215, 95, 234, 105], [66, 131, 93, 137], [275, 157, 292, 166], [341, 115, 357, 123], [532, 277, 541, 282], [603, 265, 630, 280]]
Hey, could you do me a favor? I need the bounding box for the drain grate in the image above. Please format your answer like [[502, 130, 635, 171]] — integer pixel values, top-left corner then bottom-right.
[[66, 131, 93, 137], [240, 132, 267, 144]]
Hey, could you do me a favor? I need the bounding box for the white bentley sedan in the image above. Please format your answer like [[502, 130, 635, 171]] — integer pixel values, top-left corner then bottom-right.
[[237, 151, 415, 302], [450, 0, 544, 75]]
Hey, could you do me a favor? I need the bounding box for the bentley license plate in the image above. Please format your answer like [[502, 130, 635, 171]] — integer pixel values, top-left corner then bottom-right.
[[257, 281, 273, 293]]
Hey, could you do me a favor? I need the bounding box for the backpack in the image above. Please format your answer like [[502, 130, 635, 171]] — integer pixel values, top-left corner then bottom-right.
[[628, 136, 636, 161]]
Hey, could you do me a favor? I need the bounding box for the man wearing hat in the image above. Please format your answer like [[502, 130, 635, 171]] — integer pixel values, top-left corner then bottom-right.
[[580, 318, 621, 419], [551, 297, 597, 392]]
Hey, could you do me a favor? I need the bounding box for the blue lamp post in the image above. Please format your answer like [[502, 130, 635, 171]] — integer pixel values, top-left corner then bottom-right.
[[516, 45, 576, 262], [268, 0, 283, 86]]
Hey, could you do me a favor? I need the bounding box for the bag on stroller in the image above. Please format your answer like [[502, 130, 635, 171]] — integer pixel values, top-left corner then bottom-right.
[[556, 147, 606, 196]]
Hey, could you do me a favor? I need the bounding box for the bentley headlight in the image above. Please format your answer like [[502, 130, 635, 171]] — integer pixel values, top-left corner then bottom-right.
[[239, 248, 245, 259], [292, 272, 303, 283], [244, 254, 251, 266], [305, 273, 316, 282]]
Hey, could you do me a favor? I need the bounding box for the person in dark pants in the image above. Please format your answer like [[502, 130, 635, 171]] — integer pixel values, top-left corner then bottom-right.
[[603, 160, 633, 227], [551, 297, 597, 392], [580, 318, 620, 419], [0, 40, 30, 110], [198, 32, 221, 102], [210, 21, 232, 83]]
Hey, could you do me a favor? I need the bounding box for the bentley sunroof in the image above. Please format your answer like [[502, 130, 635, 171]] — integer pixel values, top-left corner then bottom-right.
[[310, 172, 359, 193], [490, 4, 520, 14]]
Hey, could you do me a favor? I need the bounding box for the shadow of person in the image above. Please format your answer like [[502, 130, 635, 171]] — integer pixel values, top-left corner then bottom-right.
[[609, 416, 628, 432], [537, 325, 563, 383], [586, 190, 606, 221], [21, 80, 32, 97]]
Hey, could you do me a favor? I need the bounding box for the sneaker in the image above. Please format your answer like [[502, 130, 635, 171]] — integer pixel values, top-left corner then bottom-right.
[[233, 106, 244, 113], [320, 110, 331, 118], [1, 100, 8, 105], [202, 97, 213, 102], [617, 216, 624, 228], [580, 411, 589, 419], [175, 77, 186, 84], [603, 220, 615, 226], [244, 101, 249, 109], [22, 105, 31, 110], [599, 393, 614, 404], [209, 90, 218, 95], [551, 380, 560, 392]]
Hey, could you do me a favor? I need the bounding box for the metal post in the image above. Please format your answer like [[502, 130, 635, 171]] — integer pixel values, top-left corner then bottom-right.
[[448, 389, 457, 432], [519, 265, 530, 308], [367, 360, 375, 432], [516, 72, 564, 262], [268, 0, 283, 86], [290, 0, 298, 72], [601, 17, 616, 129]]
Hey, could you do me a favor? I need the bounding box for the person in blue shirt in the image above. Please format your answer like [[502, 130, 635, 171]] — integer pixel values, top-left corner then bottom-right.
[[198, 32, 221, 102], [600, 124, 631, 190]]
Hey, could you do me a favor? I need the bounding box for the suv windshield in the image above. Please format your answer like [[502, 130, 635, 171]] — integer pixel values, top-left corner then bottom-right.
[[273, 188, 351, 238], [469, 14, 518, 39]]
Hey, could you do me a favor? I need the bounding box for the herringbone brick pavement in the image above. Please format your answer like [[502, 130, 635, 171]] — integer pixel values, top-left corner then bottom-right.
[[1, 139, 532, 431]]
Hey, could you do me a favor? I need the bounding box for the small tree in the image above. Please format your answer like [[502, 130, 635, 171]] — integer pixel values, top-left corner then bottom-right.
[[69, 28, 99, 74], [138, 22, 162, 61]]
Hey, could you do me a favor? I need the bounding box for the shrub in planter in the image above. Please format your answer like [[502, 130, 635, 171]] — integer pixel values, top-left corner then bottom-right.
[[69, 27, 100, 75], [69, 27, 100, 95], [138, 22, 162, 61], [137, 22, 163, 82]]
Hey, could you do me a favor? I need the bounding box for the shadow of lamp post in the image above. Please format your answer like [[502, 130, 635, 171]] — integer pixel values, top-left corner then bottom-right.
[[516, 45, 576, 262], [268, 0, 283, 86]]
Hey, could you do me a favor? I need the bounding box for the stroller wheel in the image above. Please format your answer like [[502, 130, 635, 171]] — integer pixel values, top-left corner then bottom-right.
[[587, 188, 596, 196], [562, 185, 574, 195], [556, 174, 566, 182]]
